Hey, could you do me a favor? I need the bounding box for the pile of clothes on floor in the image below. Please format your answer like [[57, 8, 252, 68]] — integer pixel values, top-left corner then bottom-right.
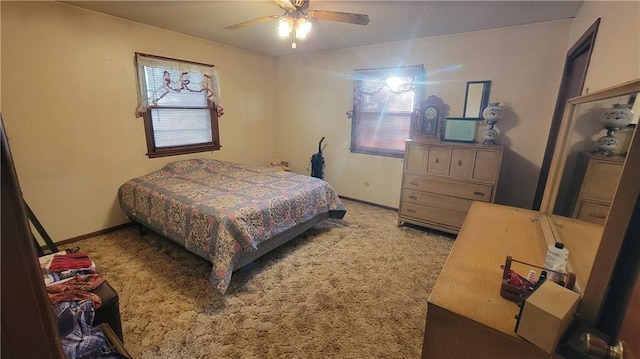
[[39, 251, 127, 359]]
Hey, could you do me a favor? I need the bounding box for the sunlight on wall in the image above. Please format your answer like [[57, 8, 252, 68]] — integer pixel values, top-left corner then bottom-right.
[[276, 21, 573, 209]]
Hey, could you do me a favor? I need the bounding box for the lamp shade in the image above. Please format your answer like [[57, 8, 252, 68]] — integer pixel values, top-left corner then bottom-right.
[[295, 18, 312, 39], [600, 104, 633, 129], [278, 18, 293, 37], [482, 102, 504, 123]]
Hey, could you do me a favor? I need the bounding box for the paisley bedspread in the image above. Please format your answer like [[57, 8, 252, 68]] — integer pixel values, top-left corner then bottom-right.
[[118, 159, 345, 293]]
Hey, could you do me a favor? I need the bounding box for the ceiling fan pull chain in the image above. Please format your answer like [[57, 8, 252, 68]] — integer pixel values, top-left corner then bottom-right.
[[291, 27, 297, 49]]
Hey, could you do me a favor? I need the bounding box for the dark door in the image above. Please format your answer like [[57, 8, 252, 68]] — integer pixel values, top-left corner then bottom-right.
[[533, 19, 600, 210]]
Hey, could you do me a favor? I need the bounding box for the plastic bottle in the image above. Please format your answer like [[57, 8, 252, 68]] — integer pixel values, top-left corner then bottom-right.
[[545, 242, 569, 283], [552, 260, 568, 286]]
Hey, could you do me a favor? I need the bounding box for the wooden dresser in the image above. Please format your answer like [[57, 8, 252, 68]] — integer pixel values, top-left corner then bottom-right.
[[398, 140, 503, 234], [421, 202, 601, 358], [571, 152, 625, 224], [420, 80, 640, 359]]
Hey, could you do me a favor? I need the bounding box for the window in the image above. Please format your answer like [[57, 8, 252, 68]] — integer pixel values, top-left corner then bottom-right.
[[135, 53, 224, 158], [350, 65, 424, 158]]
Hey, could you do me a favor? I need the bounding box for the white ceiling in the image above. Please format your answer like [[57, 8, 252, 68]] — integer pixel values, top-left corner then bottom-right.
[[62, 0, 584, 57]]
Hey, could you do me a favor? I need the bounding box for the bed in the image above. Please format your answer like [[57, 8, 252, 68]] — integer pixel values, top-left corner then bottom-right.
[[118, 158, 346, 294]]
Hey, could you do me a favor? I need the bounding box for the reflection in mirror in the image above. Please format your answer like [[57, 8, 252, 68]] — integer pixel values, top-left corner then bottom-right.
[[539, 79, 640, 307], [552, 94, 637, 221], [463, 81, 491, 118]]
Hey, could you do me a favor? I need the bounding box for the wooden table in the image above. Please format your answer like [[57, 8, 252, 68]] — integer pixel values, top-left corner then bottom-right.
[[421, 202, 557, 358]]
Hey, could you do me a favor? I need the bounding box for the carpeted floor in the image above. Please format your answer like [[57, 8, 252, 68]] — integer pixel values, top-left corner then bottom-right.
[[77, 199, 455, 359]]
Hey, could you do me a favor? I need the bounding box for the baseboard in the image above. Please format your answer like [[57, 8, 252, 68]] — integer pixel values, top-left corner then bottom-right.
[[338, 195, 398, 212], [41, 222, 134, 250]]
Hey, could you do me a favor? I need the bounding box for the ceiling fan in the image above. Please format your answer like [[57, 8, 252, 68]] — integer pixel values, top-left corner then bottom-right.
[[224, 0, 370, 49]]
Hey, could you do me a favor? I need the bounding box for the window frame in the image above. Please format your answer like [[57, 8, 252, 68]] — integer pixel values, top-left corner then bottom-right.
[[135, 53, 221, 158], [350, 65, 425, 158], [141, 107, 220, 158]]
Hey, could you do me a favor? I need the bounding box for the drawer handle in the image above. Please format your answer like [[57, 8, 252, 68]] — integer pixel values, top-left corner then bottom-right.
[[407, 209, 416, 213], [589, 212, 606, 219], [410, 180, 419, 186], [473, 191, 485, 197], [458, 160, 463, 166], [408, 195, 418, 200], [435, 158, 439, 164]]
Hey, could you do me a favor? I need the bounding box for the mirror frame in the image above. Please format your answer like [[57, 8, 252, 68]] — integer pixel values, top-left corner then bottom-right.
[[539, 78, 640, 323], [463, 81, 491, 119]]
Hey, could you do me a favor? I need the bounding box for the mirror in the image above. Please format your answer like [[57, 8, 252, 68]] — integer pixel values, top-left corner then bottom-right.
[[539, 79, 640, 321], [463, 81, 491, 119], [552, 94, 637, 221]]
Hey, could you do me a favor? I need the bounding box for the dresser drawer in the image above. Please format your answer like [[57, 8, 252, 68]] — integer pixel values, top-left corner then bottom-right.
[[401, 190, 473, 213], [580, 160, 623, 203], [403, 175, 493, 202], [575, 201, 609, 225], [400, 202, 467, 229]]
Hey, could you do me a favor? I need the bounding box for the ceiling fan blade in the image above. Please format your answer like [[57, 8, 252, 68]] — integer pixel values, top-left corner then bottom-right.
[[274, 0, 297, 12], [307, 10, 370, 25], [224, 15, 281, 30]]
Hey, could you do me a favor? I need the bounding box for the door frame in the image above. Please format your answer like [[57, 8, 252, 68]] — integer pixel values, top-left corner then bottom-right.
[[532, 18, 600, 210]]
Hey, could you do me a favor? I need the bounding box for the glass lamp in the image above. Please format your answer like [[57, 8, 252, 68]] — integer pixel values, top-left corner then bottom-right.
[[481, 102, 504, 145], [595, 104, 634, 156]]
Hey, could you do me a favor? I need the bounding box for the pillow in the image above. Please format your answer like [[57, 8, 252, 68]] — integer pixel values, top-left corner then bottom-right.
[[162, 159, 209, 174]]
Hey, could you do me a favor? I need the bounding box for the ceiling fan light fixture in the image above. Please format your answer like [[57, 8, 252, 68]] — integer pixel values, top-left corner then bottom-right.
[[278, 17, 293, 37], [295, 17, 312, 39], [225, 0, 369, 49]]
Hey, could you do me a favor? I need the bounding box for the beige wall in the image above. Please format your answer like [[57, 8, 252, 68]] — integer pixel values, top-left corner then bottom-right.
[[275, 2, 640, 210], [569, 1, 640, 93], [4, 2, 638, 241], [1, 2, 277, 241], [276, 20, 573, 209], [548, 1, 640, 218]]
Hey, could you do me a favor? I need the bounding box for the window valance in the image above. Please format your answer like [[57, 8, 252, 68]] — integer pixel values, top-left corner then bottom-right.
[[135, 53, 223, 118]]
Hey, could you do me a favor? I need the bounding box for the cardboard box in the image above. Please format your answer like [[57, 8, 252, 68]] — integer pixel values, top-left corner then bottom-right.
[[515, 280, 581, 353]]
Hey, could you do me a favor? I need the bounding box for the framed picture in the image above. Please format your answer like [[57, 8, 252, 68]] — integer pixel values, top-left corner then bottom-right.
[[442, 117, 477, 142]]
